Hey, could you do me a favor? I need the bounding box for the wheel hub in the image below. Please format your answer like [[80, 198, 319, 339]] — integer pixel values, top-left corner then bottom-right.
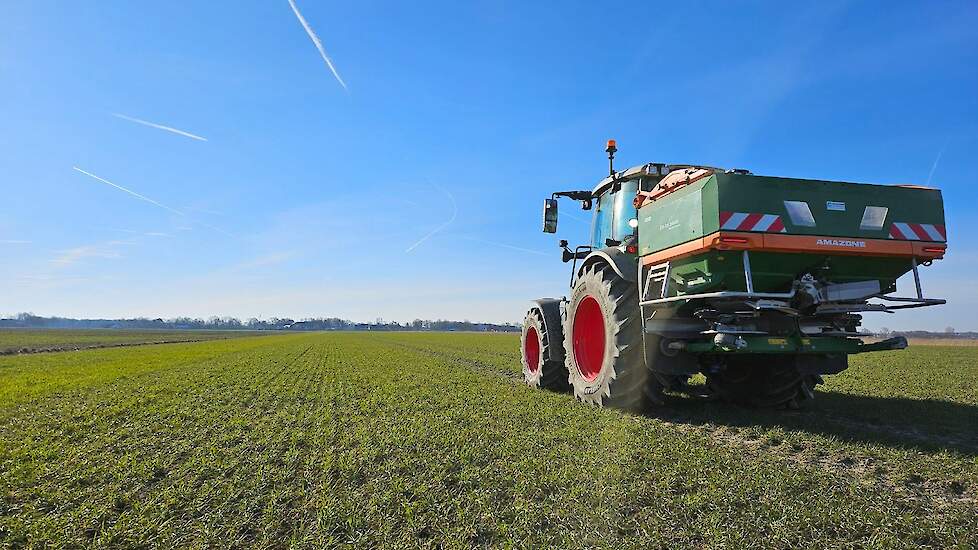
[[524, 327, 541, 373], [572, 295, 606, 382]]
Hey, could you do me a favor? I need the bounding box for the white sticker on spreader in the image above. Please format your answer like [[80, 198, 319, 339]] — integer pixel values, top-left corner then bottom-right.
[[826, 201, 846, 211]]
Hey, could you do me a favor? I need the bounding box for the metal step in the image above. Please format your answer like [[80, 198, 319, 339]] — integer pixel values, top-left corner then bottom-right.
[[641, 261, 671, 302]]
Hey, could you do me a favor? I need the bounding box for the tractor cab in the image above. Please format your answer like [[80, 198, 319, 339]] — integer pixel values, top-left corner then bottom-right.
[[543, 140, 673, 249], [586, 162, 709, 247], [588, 178, 638, 248], [543, 142, 672, 278]]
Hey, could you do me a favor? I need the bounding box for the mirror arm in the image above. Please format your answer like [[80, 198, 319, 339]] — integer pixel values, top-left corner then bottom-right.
[[552, 190, 591, 201], [552, 190, 593, 211]]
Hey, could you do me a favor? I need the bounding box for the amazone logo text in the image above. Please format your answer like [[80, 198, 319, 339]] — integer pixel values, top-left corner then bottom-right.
[[816, 239, 866, 248]]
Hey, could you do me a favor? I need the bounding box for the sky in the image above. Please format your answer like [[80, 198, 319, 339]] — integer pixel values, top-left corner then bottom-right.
[[1, 0, 976, 330]]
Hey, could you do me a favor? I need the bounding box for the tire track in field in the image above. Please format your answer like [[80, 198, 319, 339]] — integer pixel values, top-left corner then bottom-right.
[[373, 337, 522, 383], [393, 335, 978, 452], [295, 346, 339, 539], [0, 335, 264, 356], [325, 348, 344, 481], [336, 338, 978, 511], [292, 335, 978, 463], [385, 334, 977, 451], [370, 335, 977, 509], [198, 343, 326, 545], [162, 345, 316, 511], [657, 417, 977, 508]]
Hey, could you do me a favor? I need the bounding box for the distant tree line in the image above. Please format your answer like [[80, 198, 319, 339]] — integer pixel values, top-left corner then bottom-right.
[[876, 327, 977, 339], [0, 313, 520, 333]]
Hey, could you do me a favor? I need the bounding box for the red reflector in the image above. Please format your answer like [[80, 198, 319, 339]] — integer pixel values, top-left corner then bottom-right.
[[719, 236, 749, 244], [922, 246, 945, 253], [626, 245, 638, 254]]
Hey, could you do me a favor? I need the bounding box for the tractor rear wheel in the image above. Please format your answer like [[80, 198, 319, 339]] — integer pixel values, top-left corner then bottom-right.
[[521, 308, 570, 391], [706, 355, 822, 408], [563, 263, 654, 410]]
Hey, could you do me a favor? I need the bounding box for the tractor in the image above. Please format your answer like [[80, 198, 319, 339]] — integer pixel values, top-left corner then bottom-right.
[[520, 140, 948, 409]]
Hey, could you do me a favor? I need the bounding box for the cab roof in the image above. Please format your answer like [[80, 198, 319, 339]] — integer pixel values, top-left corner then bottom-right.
[[592, 163, 729, 195]]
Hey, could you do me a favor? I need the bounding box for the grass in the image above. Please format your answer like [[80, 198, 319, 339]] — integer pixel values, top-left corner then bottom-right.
[[0, 332, 975, 548], [0, 328, 263, 355]]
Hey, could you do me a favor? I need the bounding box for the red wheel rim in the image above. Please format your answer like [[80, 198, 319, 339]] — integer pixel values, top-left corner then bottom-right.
[[524, 327, 541, 373], [572, 296, 605, 382]]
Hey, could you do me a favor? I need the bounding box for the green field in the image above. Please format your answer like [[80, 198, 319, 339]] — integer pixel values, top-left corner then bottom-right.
[[0, 333, 975, 548], [0, 329, 263, 355]]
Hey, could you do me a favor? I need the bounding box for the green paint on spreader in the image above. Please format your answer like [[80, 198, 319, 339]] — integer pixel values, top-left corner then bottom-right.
[[638, 172, 946, 294], [639, 173, 945, 254]]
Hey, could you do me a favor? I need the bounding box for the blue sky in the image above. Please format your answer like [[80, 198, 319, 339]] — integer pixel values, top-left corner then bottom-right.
[[2, 1, 976, 329]]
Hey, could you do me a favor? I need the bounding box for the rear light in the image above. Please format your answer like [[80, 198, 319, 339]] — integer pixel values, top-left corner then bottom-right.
[[719, 236, 749, 244], [625, 245, 638, 254], [922, 246, 945, 253]]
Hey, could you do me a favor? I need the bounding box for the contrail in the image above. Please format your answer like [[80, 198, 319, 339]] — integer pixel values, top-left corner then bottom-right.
[[925, 142, 947, 187], [562, 211, 592, 225], [462, 237, 550, 257], [195, 220, 236, 239], [111, 113, 208, 141], [72, 167, 185, 217], [287, 0, 348, 90], [405, 187, 457, 253]]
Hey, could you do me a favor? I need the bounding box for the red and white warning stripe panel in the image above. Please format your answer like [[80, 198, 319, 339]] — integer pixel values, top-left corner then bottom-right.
[[719, 211, 787, 233], [888, 222, 946, 242]]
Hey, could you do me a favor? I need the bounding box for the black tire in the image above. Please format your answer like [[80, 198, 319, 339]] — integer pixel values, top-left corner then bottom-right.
[[521, 308, 570, 391], [706, 355, 822, 409], [563, 263, 656, 410]]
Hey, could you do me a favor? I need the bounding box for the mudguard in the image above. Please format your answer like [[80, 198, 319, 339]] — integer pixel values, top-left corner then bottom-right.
[[576, 248, 637, 283], [530, 298, 565, 363]]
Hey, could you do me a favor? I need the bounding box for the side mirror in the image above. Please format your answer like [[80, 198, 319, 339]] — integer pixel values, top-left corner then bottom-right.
[[542, 199, 558, 233]]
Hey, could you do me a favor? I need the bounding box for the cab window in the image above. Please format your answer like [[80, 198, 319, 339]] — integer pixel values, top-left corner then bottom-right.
[[590, 191, 614, 247], [612, 180, 638, 241], [590, 180, 638, 247]]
